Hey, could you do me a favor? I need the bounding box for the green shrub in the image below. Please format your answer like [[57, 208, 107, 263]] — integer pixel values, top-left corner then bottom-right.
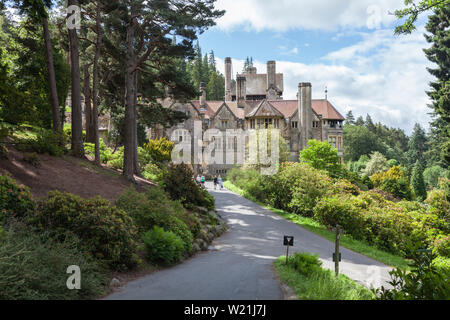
[[31, 191, 138, 271], [374, 250, 450, 300], [332, 179, 361, 196], [162, 163, 214, 210], [16, 129, 65, 156], [142, 162, 164, 182], [425, 187, 450, 221], [271, 162, 333, 216], [142, 226, 185, 266], [313, 195, 365, 239], [371, 166, 413, 200], [433, 235, 450, 257], [116, 186, 195, 252], [289, 252, 323, 275], [84, 138, 112, 164], [144, 137, 174, 164], [0, 174, 34, 224], [0, 227, 107, 300]]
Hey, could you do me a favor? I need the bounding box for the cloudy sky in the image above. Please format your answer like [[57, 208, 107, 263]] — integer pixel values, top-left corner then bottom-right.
[[197, 0, 436, 135]]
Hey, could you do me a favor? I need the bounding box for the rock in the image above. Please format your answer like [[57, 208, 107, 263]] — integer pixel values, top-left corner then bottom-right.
[[110, 278, 121, 288], [202, 240, 209, 251], [192, 242, 200, 253], [197, 206, 209, 214]]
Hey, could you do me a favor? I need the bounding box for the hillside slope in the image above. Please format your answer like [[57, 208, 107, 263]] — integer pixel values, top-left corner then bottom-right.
[[0, 147, 155, 201]]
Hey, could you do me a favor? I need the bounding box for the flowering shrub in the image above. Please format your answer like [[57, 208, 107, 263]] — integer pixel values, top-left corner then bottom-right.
[[144, 138, 174, 164], [370, 166, 413, 200], [0, 174, 34, 224], [31, 191, 138, 271]]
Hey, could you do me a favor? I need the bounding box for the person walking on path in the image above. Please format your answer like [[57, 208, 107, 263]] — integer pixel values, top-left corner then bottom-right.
[[196, 175, 201, 185], [201, 175, 206, 188], [218, 175, 223, 190], [213, 176, 218, 190]]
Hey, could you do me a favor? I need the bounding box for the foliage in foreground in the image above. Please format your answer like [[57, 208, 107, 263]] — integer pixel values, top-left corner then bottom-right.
[[142, 226, 185, 266], [0, 226, 107, 300], [374, 249, 450, 300], [31, 191, 139, 271], [274, 253, 374, 300]]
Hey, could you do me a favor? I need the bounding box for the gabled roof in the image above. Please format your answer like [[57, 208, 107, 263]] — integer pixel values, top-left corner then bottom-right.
[[191, 98, 345, 121], [269, 99, 345, 120], [191, 100, 244, 119], [246, 100, 284, 118]]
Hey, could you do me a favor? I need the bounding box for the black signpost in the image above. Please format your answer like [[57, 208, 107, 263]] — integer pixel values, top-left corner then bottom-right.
[[283, 235, 294, 264]]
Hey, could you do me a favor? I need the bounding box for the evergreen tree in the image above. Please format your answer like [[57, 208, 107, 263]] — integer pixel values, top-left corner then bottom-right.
[[355, 116, 365, 126], [411, 160, 427, 201], [365, 114, 376, 133], [345, 110, 355, 125], [407, 123, 428, 166], [110, 0, 224, 181], [423, 3, 450, 167], [206, 50, 224, 100]]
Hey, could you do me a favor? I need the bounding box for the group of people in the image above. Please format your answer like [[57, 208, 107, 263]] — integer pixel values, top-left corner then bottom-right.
[[196, 174, 223, 190]]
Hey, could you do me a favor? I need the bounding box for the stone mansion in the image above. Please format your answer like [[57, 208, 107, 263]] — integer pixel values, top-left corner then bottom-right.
[[151, 58, 345, 176]]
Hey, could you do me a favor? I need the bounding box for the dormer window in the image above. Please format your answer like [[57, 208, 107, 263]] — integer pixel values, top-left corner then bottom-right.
[[291, 121, 298, 128]]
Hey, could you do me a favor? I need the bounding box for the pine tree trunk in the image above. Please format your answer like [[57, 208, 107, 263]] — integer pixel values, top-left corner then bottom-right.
[[83, 65, 94, 143], [123, 11, 137, 181], [68, 0, 84, 157], [92, 3, 102, 166], [42, 17, 61, 133]]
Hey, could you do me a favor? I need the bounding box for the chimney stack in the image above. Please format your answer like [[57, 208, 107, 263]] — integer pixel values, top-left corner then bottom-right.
[[298, 82, 312, 150], [237, 76, 246, 108], [200, 82, 206, 106], [224, 57, 232, 101], [267, 61, 276, 90]]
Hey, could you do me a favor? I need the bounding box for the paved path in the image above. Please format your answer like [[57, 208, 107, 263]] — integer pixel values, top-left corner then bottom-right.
[[106, 182, 392, 300]]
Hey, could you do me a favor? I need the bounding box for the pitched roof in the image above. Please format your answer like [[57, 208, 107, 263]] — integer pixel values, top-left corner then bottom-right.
[[192, 98, 344, 121], [246, 100, 284, 118], [311, 99, 345, 120], [268, 99, 345, 120], [191, 100, 244, 119]]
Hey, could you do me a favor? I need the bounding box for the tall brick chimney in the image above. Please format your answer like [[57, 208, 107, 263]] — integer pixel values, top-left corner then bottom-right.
[[237, 76, 246, 108], [298, 82, 312, 150], [224, 57, 232, 101], [200, 82, 206, 106], [267, 61, 276, 90]]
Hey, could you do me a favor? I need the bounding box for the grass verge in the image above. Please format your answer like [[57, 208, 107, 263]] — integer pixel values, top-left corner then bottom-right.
[[224, 181, 409, 269], [273, 256, 375, 300]]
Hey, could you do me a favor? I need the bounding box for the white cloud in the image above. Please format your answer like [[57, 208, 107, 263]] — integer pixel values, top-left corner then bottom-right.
[[215, 0, 405, 31], [216, 27, 434, 134]]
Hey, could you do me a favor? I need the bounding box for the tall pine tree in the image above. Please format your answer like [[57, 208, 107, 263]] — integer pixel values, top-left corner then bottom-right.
[[423, 3, 450, 167]]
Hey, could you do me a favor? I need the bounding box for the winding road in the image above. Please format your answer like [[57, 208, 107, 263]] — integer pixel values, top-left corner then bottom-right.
[[106, 182, 392, 300]]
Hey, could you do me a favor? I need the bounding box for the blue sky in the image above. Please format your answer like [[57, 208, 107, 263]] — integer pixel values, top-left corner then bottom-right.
[[196, 0, 435, 135]]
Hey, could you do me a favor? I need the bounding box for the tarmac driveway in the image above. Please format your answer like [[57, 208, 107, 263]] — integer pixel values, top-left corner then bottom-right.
[[105, 182, 392, 300]]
